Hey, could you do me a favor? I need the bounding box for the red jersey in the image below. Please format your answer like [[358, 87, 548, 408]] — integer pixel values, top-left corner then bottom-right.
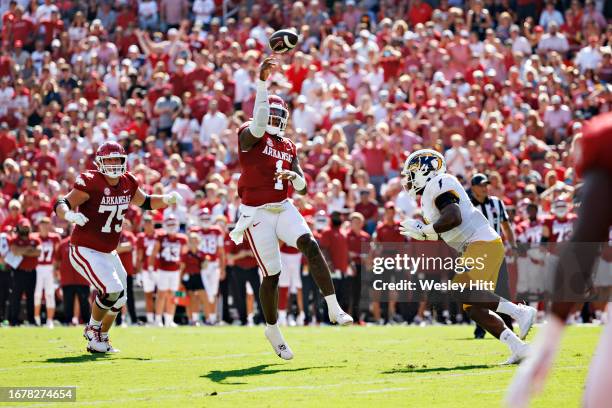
[[575, 112, 612, 179], [10, 234, 42, 271], [156, 232, 187, 271], [118, 230, 137, 275], [26, 203, 53, 226], [543, 215, 576, 243], [517, 218, 544, 244], [35, 232, 61, 266], [137, 231, 158, 270], [181, 250, 206, 275], [71, 171, 139, 253], [189, 225, 224, 261], [237, 122, 297, 206], [346, 228, 371, 264], [375, 222, 405, 243], [318, 226, 349, 273], [227, 238, 258, 269], [57, 237, 89, 286]]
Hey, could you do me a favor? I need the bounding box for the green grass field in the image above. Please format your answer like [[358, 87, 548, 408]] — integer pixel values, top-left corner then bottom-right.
[[0, 325, 602, 407]]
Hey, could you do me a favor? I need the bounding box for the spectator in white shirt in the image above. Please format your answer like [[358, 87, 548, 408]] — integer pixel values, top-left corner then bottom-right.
[[138, 0, 158, 31], [165, 172, 195, 205], [575, 36, 603, 73], [192, 0, 215, 27], [292, 95, 320, 137], [444, 134, 471, 177], [537, 22, 569, 55], [200, 100, 228, 146], [543, 95, 571, 143], [35, 0, 58, 22], [538, 1, 564, 30], [352, 29, 379, 61], [0, 78, 14, 117], [509, 25, 531, 55]]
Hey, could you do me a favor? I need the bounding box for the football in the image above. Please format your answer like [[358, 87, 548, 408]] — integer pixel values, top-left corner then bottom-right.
[[268, 29, 299, 53]]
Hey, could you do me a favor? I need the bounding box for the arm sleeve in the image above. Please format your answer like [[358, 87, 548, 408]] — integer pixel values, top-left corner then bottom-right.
[[248, 80, 269, 138]]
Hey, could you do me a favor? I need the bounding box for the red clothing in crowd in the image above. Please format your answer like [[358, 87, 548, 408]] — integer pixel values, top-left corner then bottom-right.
[[318, 226, 349, 274]]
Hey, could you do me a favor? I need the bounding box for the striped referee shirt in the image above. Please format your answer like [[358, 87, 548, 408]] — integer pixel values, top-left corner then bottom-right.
[[470, 194, 509, 236]]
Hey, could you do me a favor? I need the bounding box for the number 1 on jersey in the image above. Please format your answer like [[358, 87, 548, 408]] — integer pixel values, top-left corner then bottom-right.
[[274, 159, 284, 190]]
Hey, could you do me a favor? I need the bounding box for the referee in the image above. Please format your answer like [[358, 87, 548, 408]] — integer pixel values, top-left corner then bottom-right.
[[469, 173, 517, 338]]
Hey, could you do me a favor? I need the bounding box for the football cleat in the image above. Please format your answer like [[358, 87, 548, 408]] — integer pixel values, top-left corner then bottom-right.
[[517, 304, 538, 340], [329, 309, 354, 326], [83, 324, 100, 342], [502, 343, 530, 365], [264, 325, 294, 360]]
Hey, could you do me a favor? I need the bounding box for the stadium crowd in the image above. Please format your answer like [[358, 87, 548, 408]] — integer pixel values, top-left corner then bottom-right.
[[0, 0, 610, 327]]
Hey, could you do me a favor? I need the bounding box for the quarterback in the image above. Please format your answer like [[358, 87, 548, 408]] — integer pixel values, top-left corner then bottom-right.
[[399, 149, 537, 364], [230, 57, 352, 360], [54, 141, 182, 352]]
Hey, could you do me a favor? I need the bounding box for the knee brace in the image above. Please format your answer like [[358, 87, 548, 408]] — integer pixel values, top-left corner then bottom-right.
[[113, 290, 127, 309], [95, 290, 124, 310]]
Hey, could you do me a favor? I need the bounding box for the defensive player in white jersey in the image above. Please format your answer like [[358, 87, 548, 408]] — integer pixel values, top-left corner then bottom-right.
[[399, 149, 537, 364]]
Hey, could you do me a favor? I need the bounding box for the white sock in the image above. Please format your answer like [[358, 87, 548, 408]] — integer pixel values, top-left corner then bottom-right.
[[324, 294, 341, 313], [101, 331, 109, 341], [89, 317, 101, 327], [164, 313, 173, 324], [146, 312, 154, 323], [71, 317, 79, 325], [500, 328, 524, 353], [155, 315, 162, 323], [208, 314, 217, 324], [34, 316, 41, 326], [278, 310, 287, 320], [191, 313, 199, 322], [496, 300, 521, 319]]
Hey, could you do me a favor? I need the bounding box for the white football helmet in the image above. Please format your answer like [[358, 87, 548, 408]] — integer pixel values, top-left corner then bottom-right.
[[401, 149, 447, 198], [164, 214, 179, 234], [552, 199, 570, 219], [198, 208, 212, 228]]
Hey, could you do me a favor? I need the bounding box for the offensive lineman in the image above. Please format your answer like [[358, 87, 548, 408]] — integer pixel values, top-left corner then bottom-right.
[[399, 149, 537, 364], [54, 141, 182, 352], [231, 57, 352, 360]]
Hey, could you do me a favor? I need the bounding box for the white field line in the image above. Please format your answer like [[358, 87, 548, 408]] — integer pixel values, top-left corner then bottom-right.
[[15, 365, 587, 408]]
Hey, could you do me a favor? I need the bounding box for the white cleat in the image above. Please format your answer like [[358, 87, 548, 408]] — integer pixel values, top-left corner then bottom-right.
[[517, 304, 537, 340], [264, 325, 294, 360], [329, 309, 354, 326], [502, 343, 530, 365], [164, 321, 178, 328], [46, 321, 54, 329], [83, 324, 99, 342]]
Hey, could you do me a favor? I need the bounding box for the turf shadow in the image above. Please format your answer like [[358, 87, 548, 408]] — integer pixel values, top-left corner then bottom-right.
[[37, 355, 152, 364], [382, 364, 496, 374], [201, 363, 340, 385]]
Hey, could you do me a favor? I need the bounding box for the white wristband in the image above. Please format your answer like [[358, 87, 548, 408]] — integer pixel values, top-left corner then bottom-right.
[[291, 174, 306, 191]]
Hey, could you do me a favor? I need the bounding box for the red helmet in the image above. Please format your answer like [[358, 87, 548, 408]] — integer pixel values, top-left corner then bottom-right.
[[95, 141, 127, 178], [267, 95, 289, 135]]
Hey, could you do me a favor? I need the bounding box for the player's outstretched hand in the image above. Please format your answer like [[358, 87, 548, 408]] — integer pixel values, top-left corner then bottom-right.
[[65, 210, 89, 226], [259, 57, 278, 81], [162, 191, 183, 206], [399, 218, 426, 240], [275, 169, 297, 181]]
